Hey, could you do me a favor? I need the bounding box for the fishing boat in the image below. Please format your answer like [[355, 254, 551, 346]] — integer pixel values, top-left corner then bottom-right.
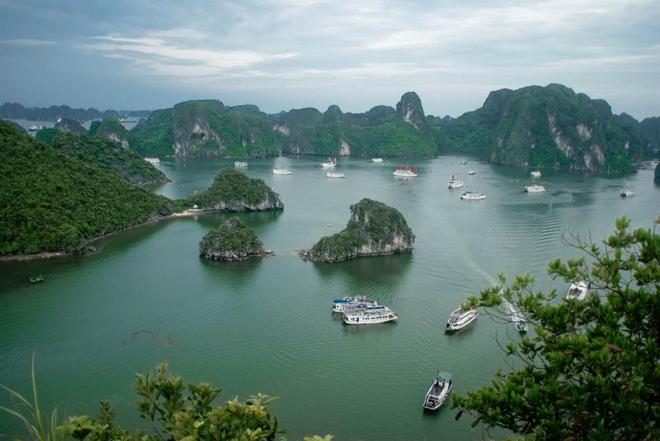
[[467, 169, 476, 175], [343, 305, 398, 325], [445, 307, 478, 332], [524, 184, 546, 193], [460, 160, 468, 165], [29, 275, 45, 284], [620, 188, 634, 198], [326, 171, 345, 178], [371, 158, 384, 163], [144, 157, 160, 164], [505, 300, 528, 333], [393, 165, 417, 178], [234, 161, 248, 168], [28, 125, 41, 132], [460, 191, 486, 200], [273, 168, 294, 175], [320, 158, 337, 168], [530, 171, 542, 178], [332, 295, 377, 313], [448, 175, 464, 189], [566, 281, 588, 300], [423, 372, 453, 411]]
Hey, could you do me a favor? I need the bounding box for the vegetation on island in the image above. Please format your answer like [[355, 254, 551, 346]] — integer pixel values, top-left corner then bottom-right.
[[200, 217, 270, 261], [88, 117, 131, 148], [302, 198, 414, 262], [0, 359, 332, 441], [130, 100, 280, 158], [55, 118, 87, 135], [0, 120, 175, 256], [0, 101, 150, 121], [429, 84, 645, 176], [454, 217, 659, 440], [184, 168, 283, 212]]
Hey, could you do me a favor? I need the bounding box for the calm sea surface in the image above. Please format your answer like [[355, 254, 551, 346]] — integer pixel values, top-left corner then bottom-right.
[[1, 156, 658, 440]]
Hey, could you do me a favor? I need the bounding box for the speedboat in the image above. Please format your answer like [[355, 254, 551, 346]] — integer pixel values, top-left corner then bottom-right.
[[320, 158, 337, 168], [566, 281, 588, 300], [506, 300, 528, 333], [530, 171, 542, 178], [448, 175, 464, 189], [620, 188, 634, 198], [326, 172, 345, 178], [371, 158, 384, 163], [423, 372, 453, 411], [144, 157, 160, 164], [234, 161, 248, 168], [332, 295, 377, 313], [393, 165, 417, 178], [273, 168, 294, 175], [445, 307, 478, 332], [343, 305, 398, 325], [524, 184, 546, 193], [460, 192, 486, 200], [467, 169, 476, 175]]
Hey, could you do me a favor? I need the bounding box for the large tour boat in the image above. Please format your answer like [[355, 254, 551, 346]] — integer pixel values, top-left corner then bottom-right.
[[332, 295, 377, 313], [273, 168, 294, 175], [448, 175, 464, 189], [343, 305, 398, 325], [423, 372, 453, 411], [393, 165, 417, 178], [445, 307, 478, 332]]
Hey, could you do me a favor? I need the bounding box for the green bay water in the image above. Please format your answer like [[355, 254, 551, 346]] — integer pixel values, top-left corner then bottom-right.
[[1, 156, 658, 440]]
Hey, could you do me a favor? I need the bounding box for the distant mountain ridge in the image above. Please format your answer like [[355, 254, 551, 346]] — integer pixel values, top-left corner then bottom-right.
[[0, 102, 151, 121]]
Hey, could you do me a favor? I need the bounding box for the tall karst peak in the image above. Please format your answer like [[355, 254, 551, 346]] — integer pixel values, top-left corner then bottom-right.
[[396, 91, 428, 131]]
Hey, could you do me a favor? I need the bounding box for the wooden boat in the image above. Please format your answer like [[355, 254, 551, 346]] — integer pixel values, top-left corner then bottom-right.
[[423, 372, 453, 411]]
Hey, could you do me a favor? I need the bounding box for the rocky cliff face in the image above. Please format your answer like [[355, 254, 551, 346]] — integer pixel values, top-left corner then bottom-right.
[[396, 91, 430, 133], [640, 117, 660, 158], [199, 217, 271, 261], [89, 117, 131, 149], [55, 118, 86, 135], [131, 100, 279, 158], [431, 84, 643, 176], [300, 198, 414, 262], [186, 168, 283, 212]]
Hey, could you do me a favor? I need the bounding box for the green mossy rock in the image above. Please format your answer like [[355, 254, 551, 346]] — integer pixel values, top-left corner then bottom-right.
[[200, 217, 271, 261]]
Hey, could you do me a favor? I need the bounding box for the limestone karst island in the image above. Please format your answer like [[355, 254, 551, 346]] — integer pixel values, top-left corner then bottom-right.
[[0, 2, 658, 441]]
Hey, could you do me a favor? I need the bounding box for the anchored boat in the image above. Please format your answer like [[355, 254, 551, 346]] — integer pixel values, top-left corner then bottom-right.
[[423, 372, 453, 411], [234, 161, 248, 168], [524, 184, 546, 193], [460, 191, 486, 200], [371, 158, 384, 163], [448, 175, 464, 189], [620, 188, 634, 198], [332, 295, 377, 313], [320, 158, 337, 168], [343, 305, 398, 325], [467, 169, 476, 175], [530, 170, 542, 178], [273, 168, 294, 175], [445, 307, 478, 332], [326, 171, 345, 178], [393, 165, 417, 178], [144, 157, 160, 164], [566, 281, 588, 300]]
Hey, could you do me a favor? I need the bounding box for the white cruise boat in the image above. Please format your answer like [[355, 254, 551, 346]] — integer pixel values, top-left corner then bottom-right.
[[506, 300, 528, 333], [423, 372, 453, 411], [332, 295, 377, 313], [566, 281, 588, 300], [530, 170, 542, 178], [467, 169, 476, 175], [273, 168, 294, 175], [343, 305, 398, 325], [393, 165, 417, 178], [371, 158, 384, 163], [448, 175, 464, 189], [620, 188, 634, 198], [445, 307, 478, 332], [144, 157, 160, 164], [234, 161, 248, 168], [460, 191, 486, 200], [524, 184, 546, 193], [320, 158, 337, 168], [326, 171, 345, 178]]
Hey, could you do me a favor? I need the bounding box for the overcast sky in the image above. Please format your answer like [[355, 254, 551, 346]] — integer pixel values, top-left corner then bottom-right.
[[1, 0, 659, 118]]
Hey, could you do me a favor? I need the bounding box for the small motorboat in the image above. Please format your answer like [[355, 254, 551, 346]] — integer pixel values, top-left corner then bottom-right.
[[234, 161, 248, 168], [371, 158, 384, 163], [620, 188, 634, 198], [530, 171, 542, 178], [448, 175, 464, 189], [29, 275, 45, 284], [273, 168, 294, 175], [326, 172, 345, 178], [320, 158, 337, 168], [423, 372, 453, 411], [467, 169, 476, 175], [446, 307, 478, 332], [506, 300, 528, 333], [524, 184, 546, 193], [460, 191, 486, 200], [566, 281, 588, 300]]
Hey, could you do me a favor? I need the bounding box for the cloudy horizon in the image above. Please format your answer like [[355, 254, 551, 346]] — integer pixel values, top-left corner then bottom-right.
[[1, 0, 659, 119]]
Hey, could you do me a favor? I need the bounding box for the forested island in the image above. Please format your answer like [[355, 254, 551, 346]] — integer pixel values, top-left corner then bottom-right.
[[300, 198, 415, 262], [199, 217, 272, 261], [0, 120, 282, 259]]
